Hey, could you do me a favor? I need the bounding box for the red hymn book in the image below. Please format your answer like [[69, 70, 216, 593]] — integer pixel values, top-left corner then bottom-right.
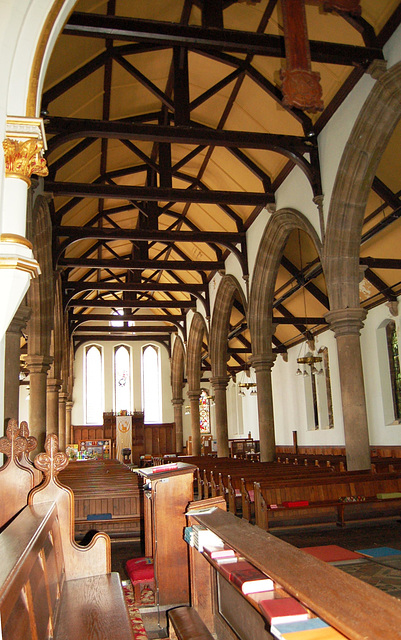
[[259, 597, 309, 625], [222, 560, 274, 595]]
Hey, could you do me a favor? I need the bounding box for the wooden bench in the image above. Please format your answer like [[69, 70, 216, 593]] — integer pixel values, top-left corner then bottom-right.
[[168, 606, 214, 640], [59, 459, 141, 539], [0, 430, 135, 640], [253, 471, 401, 530]]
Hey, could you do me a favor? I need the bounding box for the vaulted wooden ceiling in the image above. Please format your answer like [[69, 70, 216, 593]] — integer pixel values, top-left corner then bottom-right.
[[40, 0, 401, 375]]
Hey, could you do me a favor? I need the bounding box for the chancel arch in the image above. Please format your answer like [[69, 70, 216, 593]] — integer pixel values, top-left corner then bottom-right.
[[249, 209, 323, 461], [210, 275, 248, 457], [186, 312, 209, 456]]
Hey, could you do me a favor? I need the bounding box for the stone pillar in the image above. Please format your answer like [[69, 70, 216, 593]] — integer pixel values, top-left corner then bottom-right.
[[46, 378, 61, 435], [188, 390, 202, 456], [66, 400, 73, 445], [58, 391, 68, 452], [172, 397, 184, 453], [325, 307, 370, 471], [211, 376, 230, 458], [4, 305, 30, 423], [26, 355, 52, 456], [251, 354, 276, 462]]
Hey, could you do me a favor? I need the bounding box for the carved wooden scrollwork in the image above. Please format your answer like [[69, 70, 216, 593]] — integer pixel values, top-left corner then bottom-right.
[[18, 421, 38, 455], [34, 433, 69, 478], [0, 418, 28, 459]]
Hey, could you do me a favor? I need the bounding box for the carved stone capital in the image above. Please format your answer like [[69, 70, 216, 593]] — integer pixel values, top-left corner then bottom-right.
[[188, 389, 201, 402], [210, 375, 230, 391], [25, 354, 53, 375], [386, 300, 399, 317], [250, 353, 276, 372], [172, 397, 184, 406], [47, 378, 62, 393], [3, 116, 48, 187], [324, 307, 367, 338]]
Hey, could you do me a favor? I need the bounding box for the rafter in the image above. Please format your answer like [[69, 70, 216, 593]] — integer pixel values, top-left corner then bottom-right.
[[63, 12, 383, 67]]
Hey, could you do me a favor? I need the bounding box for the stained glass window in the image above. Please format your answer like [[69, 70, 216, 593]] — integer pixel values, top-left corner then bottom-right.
[[142, 345, 161, 423], [386, 321, 401, 421], [199, 389, 210, 433], [85, 345, 103, 424], [114, 345, 131, 413]]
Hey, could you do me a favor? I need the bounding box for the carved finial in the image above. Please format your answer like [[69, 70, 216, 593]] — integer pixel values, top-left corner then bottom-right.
[[19, 421, 37, 454], [34, 434, 69, 479], [0, 418, 28, 459]]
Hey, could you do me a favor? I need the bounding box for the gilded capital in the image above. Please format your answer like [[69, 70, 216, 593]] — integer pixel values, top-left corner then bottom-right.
[[3, 116, 48, 186], [3, 138, 48, 185]]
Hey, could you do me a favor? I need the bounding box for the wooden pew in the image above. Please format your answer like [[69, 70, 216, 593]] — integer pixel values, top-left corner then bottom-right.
[[59, 459, 141, 539], [0, 419, 42, 528], [0, 432, 135, 640], [253, 470, 401, 530], [185, 501, 401, 640]]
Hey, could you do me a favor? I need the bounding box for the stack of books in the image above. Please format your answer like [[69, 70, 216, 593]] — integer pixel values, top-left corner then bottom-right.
[[270, 617, 349, 639], [185, 523, 225, 552]]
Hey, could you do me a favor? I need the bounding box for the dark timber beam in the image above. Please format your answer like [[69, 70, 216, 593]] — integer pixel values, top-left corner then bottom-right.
[[70, 312, 185, 328], [360, 257, 401, 269], [74, 325, 177, 333], [45, 116, 314, 154], [46, 181, 272, 207], [63, 13, 383, 66], [58, 257, 224, 270], [68, 299, 196, 309], [64, 281, 207, 294]]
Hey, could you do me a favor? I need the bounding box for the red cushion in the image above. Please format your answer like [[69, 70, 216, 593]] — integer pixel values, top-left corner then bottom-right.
[[126, 557, 154, 583]]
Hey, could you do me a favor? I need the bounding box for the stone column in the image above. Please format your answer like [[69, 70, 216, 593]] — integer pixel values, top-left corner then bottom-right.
[[188, 390, 202, 456], [4, 305, 30, 423], [251, 353, 276, 462], [25, 354, 52, 456], [58, 391, 68, 452], [210, 376, 230, 458], [172, 397, 184, 453], [46, 378, 61, 435], [325, 307, 370, 471], [66, 400, 73, 445]]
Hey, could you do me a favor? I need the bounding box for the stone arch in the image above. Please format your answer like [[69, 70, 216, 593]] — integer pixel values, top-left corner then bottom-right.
[[27, 195, 54, 356], [171, 336, 186, 452], [186, 312, 208, 455], [323, 62, 401, 309], [249, 208, 322, 355], [248, 208, 322, 461], [171, 336, 186, 399], [209, 274, 248, 457], [26, 194, 55, 453], [186, 313, 208, 393], [210, 274, 248, 379]]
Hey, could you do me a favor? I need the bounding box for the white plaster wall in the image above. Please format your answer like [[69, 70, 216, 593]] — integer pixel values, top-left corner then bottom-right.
[[246, 207, 272, 290], [71, 340, 174, 426], [272, 329, 345, 447], [275, 168, 322, 240], [360, 299, 401, 446]]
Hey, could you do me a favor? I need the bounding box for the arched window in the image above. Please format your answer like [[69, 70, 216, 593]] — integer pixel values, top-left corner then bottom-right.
[[85, 345, 103, 424], [386, 321, 401, 421], [114, 345, 131, 413], [142, 345, 161, 423], [199, 389, 211, 433]]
